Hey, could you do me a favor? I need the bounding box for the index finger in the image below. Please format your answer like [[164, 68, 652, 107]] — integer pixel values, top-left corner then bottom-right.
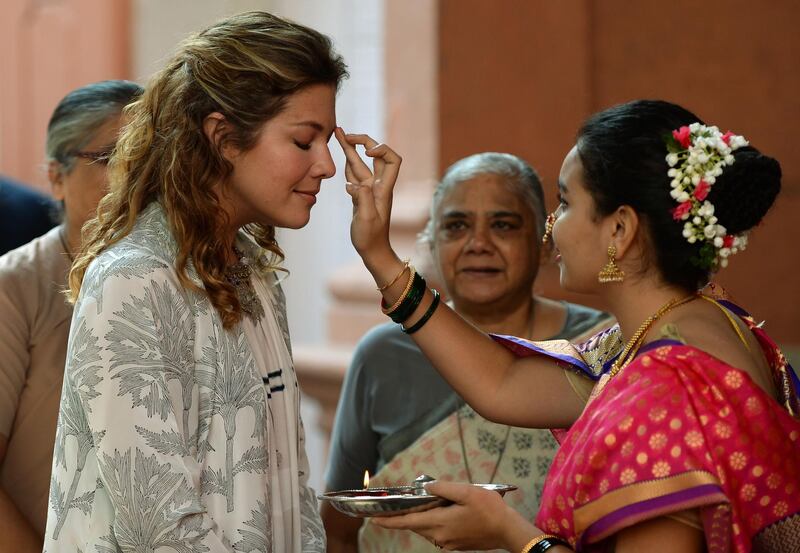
[[347, 133, 385, 178], [334, 128, 373, 182]]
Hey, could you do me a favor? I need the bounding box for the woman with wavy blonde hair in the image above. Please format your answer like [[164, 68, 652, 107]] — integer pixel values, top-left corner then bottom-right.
[[44, 11, 346, 553]]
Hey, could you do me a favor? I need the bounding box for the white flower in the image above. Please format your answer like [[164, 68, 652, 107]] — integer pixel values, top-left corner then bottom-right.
[[709, 216, 718, 224], [693, 216, 702, 225], [667, 153, 679, 166], [704, 225, 717, 239], [670, 188, 681, 199], [720, 258, 729, 268], [691, 174, 701, 185], [688, 235, 697, 244], [668, 168, 678, 177], [679, 191, 690, 202], [720, 248, 731, 258], [724, 154, 734, 164], [714, 236, 723, 248], [690, 123, 701, 132], [698, 153, 709, 164]]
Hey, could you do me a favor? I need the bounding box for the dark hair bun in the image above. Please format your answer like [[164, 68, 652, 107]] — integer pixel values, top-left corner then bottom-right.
[[708, 147, 782, 235], [577, 100, 783, 291]]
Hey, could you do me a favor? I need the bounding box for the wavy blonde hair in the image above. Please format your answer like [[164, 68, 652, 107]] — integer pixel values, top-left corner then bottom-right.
[[68, 11, 347, 328]]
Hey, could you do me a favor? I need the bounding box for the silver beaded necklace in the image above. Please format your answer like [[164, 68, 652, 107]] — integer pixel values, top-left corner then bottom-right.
[[225, 247, 265, 323]]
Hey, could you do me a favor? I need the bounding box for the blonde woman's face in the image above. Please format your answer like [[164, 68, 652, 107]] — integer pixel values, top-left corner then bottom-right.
[[223, 83, 337, 230]]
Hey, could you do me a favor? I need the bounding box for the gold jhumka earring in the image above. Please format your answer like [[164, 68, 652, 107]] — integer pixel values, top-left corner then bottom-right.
[[598, 244, 625, 283], [542, 212, 556, 245]]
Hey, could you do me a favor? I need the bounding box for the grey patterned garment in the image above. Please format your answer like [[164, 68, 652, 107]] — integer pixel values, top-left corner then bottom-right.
[[43, 203, 324, 553]]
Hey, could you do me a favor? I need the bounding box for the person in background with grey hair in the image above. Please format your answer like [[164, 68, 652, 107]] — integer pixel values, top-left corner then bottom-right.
[[322, 152, 616, 553], [0, 79, 142, 552]]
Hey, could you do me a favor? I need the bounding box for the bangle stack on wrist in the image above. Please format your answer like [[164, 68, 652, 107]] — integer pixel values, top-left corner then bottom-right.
[[520, 534, 571, 553], [402, 289, 440, 334], [379, 264, 441, 333]]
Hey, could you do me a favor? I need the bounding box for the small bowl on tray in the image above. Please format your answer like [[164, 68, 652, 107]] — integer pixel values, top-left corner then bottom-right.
[[318, 474, 517, 518]]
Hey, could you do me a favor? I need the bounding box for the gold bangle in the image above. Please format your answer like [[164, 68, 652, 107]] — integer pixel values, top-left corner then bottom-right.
[[382, 266, 416, 315], [377, 259, 410, 291], [520, 534, 559, 553]]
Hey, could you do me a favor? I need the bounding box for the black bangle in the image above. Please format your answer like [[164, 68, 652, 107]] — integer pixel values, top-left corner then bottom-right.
[[402, 289, 440, 334], [389, 272, 426, 324], [531, 537, 571, 553]]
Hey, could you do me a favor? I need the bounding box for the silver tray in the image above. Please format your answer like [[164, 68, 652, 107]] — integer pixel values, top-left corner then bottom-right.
[[319, 483, 517, 518]]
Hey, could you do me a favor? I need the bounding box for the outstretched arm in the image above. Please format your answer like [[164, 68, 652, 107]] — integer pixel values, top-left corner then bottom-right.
[[335, 129, 584, 429]]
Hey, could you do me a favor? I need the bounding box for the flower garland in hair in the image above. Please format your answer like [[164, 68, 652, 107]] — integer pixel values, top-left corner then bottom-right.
[[665, 123, 749, 269]]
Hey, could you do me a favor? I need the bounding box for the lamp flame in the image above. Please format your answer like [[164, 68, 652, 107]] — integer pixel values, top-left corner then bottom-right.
[[363, 470, 370, 489]]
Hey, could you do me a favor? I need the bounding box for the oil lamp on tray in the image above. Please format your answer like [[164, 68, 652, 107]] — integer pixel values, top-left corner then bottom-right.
[[318, 473, 517, 518]]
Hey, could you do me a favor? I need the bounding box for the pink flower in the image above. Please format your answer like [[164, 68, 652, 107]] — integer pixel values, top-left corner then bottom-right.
[[672, 201, 693, 221], [723, 235, 735, 248], [721, 131, 735, 146], [673, 126, 692, 149], [694, 180, 711, 201]]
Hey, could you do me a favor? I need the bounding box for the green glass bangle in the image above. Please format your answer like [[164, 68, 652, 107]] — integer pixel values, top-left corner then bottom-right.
[[401, 289, 440, 334], [388, 272, 426, 324]]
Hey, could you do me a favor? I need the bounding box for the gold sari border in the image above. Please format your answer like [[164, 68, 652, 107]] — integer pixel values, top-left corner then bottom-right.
[[574, 470, 720, 534]]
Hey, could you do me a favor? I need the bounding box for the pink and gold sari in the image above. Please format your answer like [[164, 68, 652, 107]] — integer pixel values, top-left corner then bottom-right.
[[496, 299, 800, 552]]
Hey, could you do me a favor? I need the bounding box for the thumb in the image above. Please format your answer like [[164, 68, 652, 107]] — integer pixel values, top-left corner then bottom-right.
[[423, 480, 474, 504]]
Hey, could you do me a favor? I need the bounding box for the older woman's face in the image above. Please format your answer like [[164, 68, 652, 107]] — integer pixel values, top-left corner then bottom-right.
[[50, 113, 122, 227], [432, 174, 541, 309]]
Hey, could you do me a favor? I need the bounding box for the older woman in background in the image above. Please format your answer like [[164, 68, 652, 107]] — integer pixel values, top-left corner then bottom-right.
[[322, 153, 615, 553], [0, 80, 142, 552]]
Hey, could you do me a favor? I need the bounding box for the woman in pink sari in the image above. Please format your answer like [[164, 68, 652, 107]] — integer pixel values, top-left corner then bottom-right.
[[333, 99, 800, 552]]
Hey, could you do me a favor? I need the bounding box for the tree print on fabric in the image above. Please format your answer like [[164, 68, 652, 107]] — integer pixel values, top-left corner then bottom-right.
[[299, 484, 325, 552], [197, 327, 268, 512], [80, 250, 168, 315], [232, 499, 272, 553], [44, 202, 324, 552], [106, 279, 203, 457], [97, 449, 211, 553], [50, 318, 105, 539]]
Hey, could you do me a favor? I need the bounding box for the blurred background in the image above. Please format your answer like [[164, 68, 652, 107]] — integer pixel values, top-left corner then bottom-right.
[[2, 0, 798, 492]]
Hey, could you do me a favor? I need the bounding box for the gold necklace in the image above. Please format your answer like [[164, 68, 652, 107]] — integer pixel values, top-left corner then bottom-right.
[[609, 293, 698, 377]]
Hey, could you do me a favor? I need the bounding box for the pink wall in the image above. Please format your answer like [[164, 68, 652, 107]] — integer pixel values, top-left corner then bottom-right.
[[0, 0, 131, 192]]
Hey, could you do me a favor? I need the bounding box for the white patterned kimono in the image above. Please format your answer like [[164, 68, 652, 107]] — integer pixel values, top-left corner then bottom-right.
[[43, 203, 325, 552]]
